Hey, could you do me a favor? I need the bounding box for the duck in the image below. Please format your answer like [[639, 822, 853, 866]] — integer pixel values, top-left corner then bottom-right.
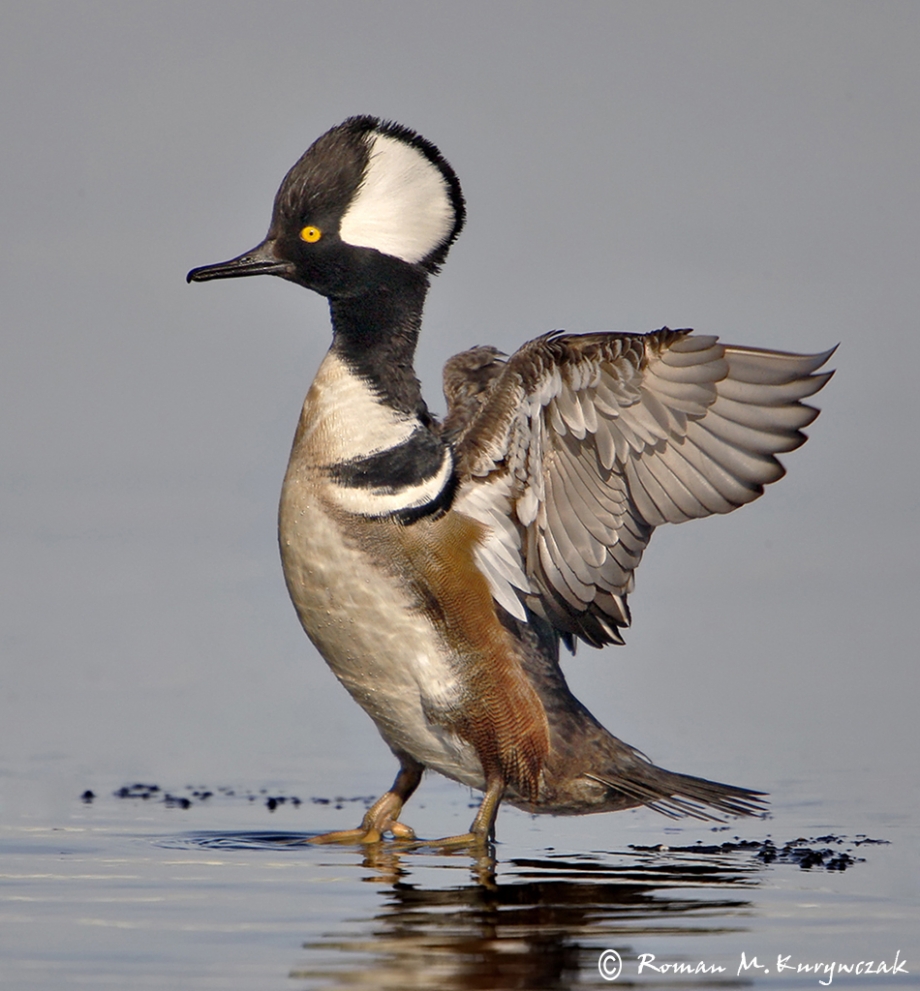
[[188, 116, 833, 846]]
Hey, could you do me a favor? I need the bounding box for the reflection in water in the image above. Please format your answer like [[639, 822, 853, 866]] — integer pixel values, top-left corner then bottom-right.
[[296, 848, 756, 990], [170, 833, 759, 989], [300, 851, 752, 991]]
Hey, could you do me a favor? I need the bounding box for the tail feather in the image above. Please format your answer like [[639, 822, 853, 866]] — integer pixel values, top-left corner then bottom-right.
[[585, 761, 767, 821]]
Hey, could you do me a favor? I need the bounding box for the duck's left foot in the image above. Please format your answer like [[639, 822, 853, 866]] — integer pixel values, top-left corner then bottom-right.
[[307, 789, 416, 844], [307, 760, 423, 845], [307, 823, 415, 845]]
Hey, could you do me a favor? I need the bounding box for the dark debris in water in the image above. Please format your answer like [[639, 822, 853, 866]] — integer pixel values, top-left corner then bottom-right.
[[629, 834, 888, 871], [106, 782, 299, 811], [307, 794, 377, 810], [99, 782, 377, 813], [113, 783, 159, 800], [91, 789, 889, 872]]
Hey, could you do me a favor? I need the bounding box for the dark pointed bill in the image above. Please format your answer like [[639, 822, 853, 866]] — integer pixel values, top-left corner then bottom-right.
[[186, 240, 292, 283]]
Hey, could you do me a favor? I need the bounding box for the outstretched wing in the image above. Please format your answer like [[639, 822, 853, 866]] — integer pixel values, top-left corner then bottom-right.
[[446, 329, 834, 648]]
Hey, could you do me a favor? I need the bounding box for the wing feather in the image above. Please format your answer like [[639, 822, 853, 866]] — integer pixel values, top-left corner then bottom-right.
[[447, 329, 834, 647], [555, 459, 612, 561]]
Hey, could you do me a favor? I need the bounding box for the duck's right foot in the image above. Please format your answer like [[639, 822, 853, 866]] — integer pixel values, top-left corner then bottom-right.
[[415, 778, 505, 851]]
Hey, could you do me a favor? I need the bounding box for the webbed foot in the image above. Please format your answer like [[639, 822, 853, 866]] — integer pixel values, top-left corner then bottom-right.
[[415, 778, 504, 851], [307, 758, 422, 845]]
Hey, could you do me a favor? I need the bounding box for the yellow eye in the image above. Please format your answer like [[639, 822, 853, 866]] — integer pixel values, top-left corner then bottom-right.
[[299, 225, 322, 243]]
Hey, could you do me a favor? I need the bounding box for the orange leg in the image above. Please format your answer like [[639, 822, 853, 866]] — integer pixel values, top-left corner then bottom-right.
[[419, 777, 504, 850], [307, 757, 423, 845]]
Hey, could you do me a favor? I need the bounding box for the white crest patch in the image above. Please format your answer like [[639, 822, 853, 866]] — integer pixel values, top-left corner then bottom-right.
[[338, 132, 454, 264]]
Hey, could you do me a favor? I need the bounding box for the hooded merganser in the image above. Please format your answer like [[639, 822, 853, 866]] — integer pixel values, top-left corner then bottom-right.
[[188, 116, 833, 846]]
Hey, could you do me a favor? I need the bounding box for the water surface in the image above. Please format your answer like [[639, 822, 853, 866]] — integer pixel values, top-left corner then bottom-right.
[[2, 769, 915, 990]]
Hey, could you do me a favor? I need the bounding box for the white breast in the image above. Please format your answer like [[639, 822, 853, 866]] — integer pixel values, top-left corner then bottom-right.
[[279, 482, 484, 788], [279, 352, 485, 788], [296, 351, 417, 463]]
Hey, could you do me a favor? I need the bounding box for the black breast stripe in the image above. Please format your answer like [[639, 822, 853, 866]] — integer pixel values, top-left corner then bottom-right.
[[326, 426, 457, 523], [329, 426, 446, 490], [392, 470, 458, 525]]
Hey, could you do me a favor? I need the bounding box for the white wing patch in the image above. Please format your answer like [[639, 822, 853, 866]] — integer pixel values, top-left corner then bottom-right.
[[454, 475, 530, 621], [339, 132, 455, 264]]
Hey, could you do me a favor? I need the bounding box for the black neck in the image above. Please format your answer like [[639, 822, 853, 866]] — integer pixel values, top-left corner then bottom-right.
[[328, 268, 431, 419]]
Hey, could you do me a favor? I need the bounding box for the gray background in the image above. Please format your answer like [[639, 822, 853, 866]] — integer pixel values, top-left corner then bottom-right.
[[2, 2, 917, 823]]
